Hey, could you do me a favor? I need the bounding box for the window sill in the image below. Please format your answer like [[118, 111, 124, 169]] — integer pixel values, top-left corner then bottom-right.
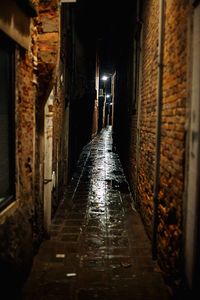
[[0, 199, 18, 224]]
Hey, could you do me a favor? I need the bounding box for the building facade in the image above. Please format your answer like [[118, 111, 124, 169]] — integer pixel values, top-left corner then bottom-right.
[[0, 0, 98, 293], [113, 0, 200, 294]]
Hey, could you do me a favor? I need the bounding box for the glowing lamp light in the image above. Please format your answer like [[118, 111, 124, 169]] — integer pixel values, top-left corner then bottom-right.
[[102, 75, 108, 81]]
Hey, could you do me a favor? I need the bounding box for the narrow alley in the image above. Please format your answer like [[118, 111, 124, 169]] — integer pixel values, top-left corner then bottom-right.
[[1, 0, 200, 299], [22, 126, 170, 300]]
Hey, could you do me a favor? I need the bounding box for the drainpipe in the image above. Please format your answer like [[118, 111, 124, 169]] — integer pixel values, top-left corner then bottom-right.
[[152, 0, 165, 259]]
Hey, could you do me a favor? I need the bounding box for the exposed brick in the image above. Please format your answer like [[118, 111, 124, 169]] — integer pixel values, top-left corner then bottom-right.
[[126, 0, 189, 284]]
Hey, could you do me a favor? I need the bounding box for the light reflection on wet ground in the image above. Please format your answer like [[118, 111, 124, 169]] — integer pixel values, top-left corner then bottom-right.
[[22, 126, 171, 300]]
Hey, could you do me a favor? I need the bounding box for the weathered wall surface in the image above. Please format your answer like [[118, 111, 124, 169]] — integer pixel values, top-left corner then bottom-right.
[[158, 0, 188, 281], [0, 0, 61, 293], [37, 0, 60, 104], [0, 18, 38, 294], [135, 0, 159, 232], [34, 0, 61, 229], [112, 0, 186, 286], [52, 72, 65, 215], [118, 0, 189, 288]]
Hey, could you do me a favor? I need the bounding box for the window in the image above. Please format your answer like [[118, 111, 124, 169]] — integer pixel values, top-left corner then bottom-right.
[[0, 31, 15, 211]]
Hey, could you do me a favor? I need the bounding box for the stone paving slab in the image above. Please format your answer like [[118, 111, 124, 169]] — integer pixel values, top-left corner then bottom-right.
[[22, 126, 171, 300]]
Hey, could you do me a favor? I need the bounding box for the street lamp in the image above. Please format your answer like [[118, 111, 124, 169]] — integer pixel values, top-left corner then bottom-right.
[[101, 75, 108, 81], [101, 75, 109, 94]]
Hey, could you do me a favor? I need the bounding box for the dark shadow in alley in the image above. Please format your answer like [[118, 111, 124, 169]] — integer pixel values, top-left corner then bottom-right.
[[22, 126, 170, 300]]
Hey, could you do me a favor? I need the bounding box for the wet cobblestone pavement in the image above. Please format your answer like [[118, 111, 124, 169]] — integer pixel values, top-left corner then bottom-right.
[[22, 126, 171, 300]]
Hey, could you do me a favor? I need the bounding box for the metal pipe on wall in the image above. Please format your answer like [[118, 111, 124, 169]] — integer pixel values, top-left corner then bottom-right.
[[152, 0, 165, 260]]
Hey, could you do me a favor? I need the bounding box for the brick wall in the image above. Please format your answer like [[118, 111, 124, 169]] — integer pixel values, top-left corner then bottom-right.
[[16, 48, 36, 203], [0, 0, 61, 293], [128, 115, 138, 197], [158, 0, 188, 281], [37, 0, 60, 105], [91, 0, 189, 288], [127, 0, 189, 285], [0, 15, 38, 294], [34, 0, 60, 231], [137, 0, 159, 233]]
